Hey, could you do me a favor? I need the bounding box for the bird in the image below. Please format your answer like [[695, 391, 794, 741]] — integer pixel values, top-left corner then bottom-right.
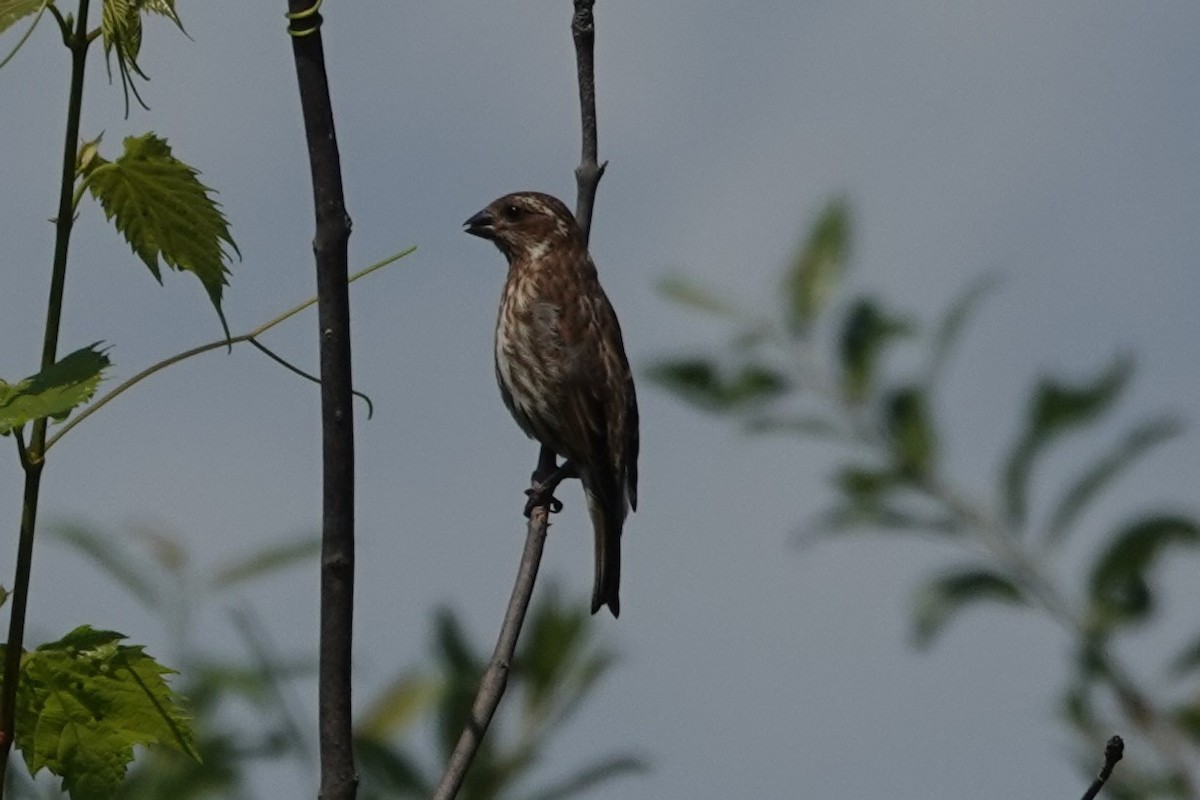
[[464, 191, 639, 617]]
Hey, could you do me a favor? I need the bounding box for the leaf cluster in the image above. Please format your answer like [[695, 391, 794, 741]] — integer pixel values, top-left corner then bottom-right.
[[649, 200, 1200, 796]]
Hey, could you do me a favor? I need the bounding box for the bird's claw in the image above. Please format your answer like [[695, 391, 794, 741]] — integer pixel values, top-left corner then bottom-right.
[[524, 483, 564, 517]]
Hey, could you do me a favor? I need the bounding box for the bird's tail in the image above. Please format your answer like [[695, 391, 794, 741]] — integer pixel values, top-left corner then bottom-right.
[[583, 472, 625, 618]]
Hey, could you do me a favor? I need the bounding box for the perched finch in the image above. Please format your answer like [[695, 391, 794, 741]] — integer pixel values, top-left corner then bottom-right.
[[464, 191, 639, 617]]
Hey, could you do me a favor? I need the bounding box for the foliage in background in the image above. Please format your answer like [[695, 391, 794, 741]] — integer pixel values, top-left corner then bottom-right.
[[355, 583, 647, 800], [1, 0, 239, 796], [2, 525, 643, 800], [649, 200, 1200, 799]]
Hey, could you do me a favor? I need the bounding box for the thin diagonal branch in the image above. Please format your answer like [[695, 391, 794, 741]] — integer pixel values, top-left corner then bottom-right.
[[431, 506, 552, 800], [431, 4, 608, 798]]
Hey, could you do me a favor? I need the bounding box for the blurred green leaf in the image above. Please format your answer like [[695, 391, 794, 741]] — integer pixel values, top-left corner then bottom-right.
[[524, 755, 651, 800], [9, 626, 195, 800], [86, 133, 239, 338], [356, 673, 440, 741], [656, 274, 741, 317], [1003, 356, 1133, 527], [926, 275, 998, 387], [838, 297, 913, 403], [0, 344, 110, 434], [356, 737, 429, 797], [1043, 417, 1182, 545], [50, 523, 160, 609], [646, 359, 787, 412], [1088, 515, 1200, 630], [209, 535, 320, 588], [1170, 634, 1200, 678], [783, 197, 850, 333], [885, 387, 937, 477], [742, 414, 843, 439], [912, 568, 1024, 648]]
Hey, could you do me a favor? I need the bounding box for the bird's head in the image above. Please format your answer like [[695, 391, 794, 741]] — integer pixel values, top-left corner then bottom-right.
[[464, 191, 581, 263]]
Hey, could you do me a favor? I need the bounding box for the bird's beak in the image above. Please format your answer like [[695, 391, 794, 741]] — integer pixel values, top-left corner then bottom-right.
[[463, 209, 496, 239]]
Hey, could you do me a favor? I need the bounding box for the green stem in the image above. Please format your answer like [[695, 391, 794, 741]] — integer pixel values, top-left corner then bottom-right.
[[0, 1, 91, 788], [43, 247, 411, 452]]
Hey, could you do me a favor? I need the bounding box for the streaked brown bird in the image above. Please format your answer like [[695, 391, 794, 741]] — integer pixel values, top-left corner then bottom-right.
[[464, 191, 639, 617]]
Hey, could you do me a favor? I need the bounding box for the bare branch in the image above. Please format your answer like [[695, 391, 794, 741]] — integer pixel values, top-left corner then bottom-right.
[[287, 2, 357, 799], [1080, 736, 1124, 800], [432, 507, 552, 800], [571, 0, 606, 245]]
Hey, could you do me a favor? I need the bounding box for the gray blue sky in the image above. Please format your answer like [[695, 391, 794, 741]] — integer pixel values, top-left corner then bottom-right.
[[3, 2, 1200, 798]]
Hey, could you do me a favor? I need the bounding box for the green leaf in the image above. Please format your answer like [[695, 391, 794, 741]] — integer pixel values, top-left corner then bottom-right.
[[140, 0, 184, 32], [1043, 417, 1182, 545], [912, 568, 1024, 648], [8, 626, 196, 800], [0, 0, 44, 36], [524, 755, 650, 800], [838, 297, 913, 402], [49, 523, 160, 610], [1169, 634, 1200, 677], [0, 344, 110, 434], [656, 274, 740, 317], [926, 275, 998, 387], [1002, 356, 1133, 527], [646, 359, 788, 412], [885, 387, 937, 477], [1088, 515, 1200, 630], [86, 133, 239, 337], [356, 673, 440, 741], [209, 536, 320, 588], [783, 197, 850, 333]]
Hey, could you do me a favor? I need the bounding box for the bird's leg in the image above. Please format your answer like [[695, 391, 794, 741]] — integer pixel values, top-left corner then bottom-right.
[[525, 445, 578, 517]]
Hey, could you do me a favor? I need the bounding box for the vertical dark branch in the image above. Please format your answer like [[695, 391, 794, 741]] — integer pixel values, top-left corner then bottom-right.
[[286, 4, 357, 800], [571, 0, 606, 244]]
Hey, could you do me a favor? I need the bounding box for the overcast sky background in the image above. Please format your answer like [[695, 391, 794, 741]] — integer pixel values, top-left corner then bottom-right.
[[2, 2, 1200, 798]]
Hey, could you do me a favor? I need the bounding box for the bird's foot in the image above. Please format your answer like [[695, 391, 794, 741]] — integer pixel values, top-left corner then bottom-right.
[[524, 459, 579, 518]]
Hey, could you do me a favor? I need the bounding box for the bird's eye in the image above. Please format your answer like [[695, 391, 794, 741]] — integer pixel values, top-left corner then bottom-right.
[[502, 204, 524, 221]]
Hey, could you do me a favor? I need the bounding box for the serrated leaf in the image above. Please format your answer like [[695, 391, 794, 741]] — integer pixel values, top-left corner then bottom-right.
[[912, 568, 1024, 648], [1002, 356, 1133, 527], [86, 133, 239, 337], [656, 274, 740, 317], [1043, 417, 1182, 545], [101, 0, 144, 74], [0, 344, 110, 434], [9, 626, 195, 800], [140, 0, 184, 32], [1088, 515, 1200, 630], [926, 274, 999, 387], [838, 297, 913, 402], [784, 197, 850, 333], [0, 0, 44, 37], [885, 386, 937, 477]]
